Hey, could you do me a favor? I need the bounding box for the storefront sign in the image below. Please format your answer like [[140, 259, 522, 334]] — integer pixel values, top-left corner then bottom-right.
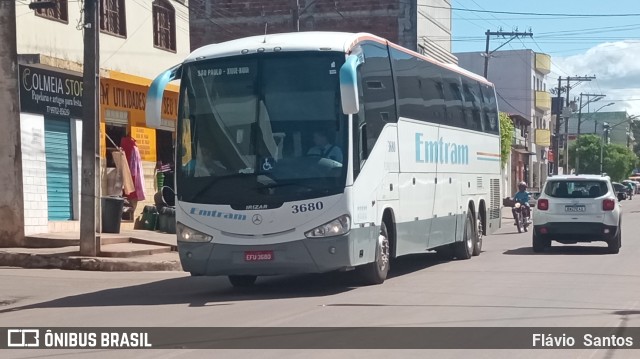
[[130, 126, 157, 162], [19, 65, 84, 118], [100, 122, 106, 159], [100, 79, 178, 125]]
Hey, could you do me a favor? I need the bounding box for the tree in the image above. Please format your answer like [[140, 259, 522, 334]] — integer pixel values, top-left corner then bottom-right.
[[569, 134, 638, 181], [603, 144, 637, 181], [568, 135, 601, 175], [499, 112, 514, 169]]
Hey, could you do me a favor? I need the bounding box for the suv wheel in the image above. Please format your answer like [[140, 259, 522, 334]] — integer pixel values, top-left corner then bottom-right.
[[532, 232, 549, 253], [607, 228, 621, 254]]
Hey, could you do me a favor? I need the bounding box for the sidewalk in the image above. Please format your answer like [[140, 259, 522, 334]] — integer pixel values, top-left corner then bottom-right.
[[0, 229, 182, 272], [3, 209, 520, 272]]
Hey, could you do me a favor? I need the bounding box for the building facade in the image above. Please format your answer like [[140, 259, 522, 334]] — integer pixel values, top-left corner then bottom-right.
[[14, 0, 190, 235], [189, 0, 457, 64], [455, 49, 552, 191], [562, 111, 634, 148]]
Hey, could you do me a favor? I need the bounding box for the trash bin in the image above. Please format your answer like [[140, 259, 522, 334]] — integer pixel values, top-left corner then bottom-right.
[[142, 205, 158, 231], [101, 196, 124, 233]]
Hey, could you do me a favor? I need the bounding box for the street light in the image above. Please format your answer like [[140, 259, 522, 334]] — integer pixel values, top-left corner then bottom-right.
[[599, 115, 639, 174], [575, 102, 614, 174]]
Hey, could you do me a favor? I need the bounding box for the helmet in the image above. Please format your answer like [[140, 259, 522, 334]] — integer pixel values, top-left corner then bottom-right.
[[518, 181, 527, 191]]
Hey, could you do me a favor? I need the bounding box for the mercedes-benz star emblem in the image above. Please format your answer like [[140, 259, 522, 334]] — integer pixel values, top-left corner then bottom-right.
[[252, 214, 263, 225]]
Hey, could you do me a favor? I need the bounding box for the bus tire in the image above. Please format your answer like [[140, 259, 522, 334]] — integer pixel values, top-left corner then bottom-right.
[[435, 244, 454, 260], [472, 215, 483, 256], [357, 221, 391, 285], [228, 275, 257, 288], [454, 211, 474, 260]]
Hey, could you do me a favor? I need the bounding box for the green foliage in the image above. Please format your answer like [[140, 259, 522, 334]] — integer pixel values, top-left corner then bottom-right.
[[499, 112, 514, 169], [604, 144, 638, 181], [569, 134, 638, 181]]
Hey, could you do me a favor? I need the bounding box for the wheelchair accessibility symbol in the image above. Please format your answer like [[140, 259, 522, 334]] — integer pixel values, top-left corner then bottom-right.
[[262, 158, 273, 171]]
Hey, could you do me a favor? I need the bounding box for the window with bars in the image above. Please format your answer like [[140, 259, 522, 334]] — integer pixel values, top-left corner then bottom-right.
[[153, 0, 176, 52], [34, 0, 69, 23], [101, 0, 127, 37]]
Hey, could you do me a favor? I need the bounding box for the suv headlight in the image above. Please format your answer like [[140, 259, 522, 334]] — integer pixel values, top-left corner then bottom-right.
[[177, 222, 213, 243], [305, 215, 351, 238]]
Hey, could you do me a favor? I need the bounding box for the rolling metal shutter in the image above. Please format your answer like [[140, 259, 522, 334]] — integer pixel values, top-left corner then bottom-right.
[[44, 117, 73, 220]]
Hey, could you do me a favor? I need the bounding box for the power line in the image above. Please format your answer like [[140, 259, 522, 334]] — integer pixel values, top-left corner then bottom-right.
[[427, 4, 640, 17]]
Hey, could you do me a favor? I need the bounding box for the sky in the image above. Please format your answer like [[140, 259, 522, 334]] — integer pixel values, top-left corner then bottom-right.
[[449, 0, 640, 117]]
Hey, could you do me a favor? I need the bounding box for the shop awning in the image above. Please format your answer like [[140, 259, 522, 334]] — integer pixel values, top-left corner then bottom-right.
[[512, 148, 534, 155]]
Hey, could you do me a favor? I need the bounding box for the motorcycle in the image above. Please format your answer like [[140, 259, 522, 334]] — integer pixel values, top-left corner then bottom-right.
[[513, 202, 531, 233]]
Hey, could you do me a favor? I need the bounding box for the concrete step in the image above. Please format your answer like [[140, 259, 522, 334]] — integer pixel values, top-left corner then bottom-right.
[[25, 235, 132, 248], [101, 236, 130, 245], [98, 243, 173, 258]]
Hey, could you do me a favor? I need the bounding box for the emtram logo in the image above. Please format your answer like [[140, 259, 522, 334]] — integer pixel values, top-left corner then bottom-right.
[[414, 133, 469, 165]]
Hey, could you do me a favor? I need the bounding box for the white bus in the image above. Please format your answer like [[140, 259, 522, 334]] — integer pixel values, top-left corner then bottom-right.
[[146, 32, 502, 287]]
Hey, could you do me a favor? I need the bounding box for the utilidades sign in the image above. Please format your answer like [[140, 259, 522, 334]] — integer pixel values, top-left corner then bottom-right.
[[19, 64, 83, 118]]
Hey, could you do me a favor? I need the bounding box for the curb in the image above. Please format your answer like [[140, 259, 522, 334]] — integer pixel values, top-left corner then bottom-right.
[[0, 252, 182, 272]]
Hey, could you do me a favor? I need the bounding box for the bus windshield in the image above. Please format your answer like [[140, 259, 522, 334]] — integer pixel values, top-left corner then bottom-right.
[[177, 52, 348, 206]]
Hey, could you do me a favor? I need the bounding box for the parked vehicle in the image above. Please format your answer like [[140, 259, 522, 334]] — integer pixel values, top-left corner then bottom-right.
[[612, 182, 628, 201], [533, 175, 622, 254], [529, 192, 541, 208]]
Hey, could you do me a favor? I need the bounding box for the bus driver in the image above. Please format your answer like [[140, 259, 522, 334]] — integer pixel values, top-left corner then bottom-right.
[[307, 130, 343, 163]]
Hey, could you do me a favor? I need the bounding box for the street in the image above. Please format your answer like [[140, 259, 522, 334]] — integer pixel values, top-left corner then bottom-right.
[[3, 199, 640, 359]]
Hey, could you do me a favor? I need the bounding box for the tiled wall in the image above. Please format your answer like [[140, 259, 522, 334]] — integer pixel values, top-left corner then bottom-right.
[[20, 113, 48, 235]]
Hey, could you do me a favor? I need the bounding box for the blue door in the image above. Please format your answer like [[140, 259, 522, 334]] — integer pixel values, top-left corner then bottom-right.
[[44, 117, 73, 220]]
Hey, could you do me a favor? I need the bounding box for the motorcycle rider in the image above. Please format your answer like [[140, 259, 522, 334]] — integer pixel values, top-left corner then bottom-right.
[[512, 181, 531, 225]]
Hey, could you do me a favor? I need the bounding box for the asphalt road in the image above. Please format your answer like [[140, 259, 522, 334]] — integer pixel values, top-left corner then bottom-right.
[[2, 199, 640, 359]]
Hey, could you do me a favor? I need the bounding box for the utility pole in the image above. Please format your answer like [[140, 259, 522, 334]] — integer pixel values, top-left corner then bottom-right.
[[0, 0, 25, 247], [575, 94, 608, 175], [483, 29, 533, 79], [292, 0, 300, 31], [552, 75, 596, 175], [80, 0, 101, 256]]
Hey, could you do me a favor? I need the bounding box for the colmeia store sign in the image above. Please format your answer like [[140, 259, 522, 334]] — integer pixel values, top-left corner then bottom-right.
[[19, 64, 84, 118]]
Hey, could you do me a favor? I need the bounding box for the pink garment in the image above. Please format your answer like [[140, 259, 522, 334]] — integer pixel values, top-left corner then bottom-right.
[[128, 145, 146, 201], [119, 136, 146, 201]]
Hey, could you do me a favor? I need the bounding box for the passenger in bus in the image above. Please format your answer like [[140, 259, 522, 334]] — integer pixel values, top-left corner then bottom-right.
[[194, 145, 227, 177], [307, 130, 343, 163]]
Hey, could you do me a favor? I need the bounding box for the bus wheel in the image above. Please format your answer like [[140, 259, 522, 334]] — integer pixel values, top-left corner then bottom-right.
[[228, 275, 257, 288], [435, 244, 454, 260], [358, 221, 390, 285], [454, 212, 474, 260], [472, 215, 483, 256]]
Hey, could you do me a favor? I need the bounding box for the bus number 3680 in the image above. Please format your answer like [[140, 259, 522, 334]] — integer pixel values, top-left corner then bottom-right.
[[292, 202, 324, 213]]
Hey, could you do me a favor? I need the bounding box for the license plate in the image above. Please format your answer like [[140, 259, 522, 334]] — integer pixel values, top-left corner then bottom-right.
[[244, 251, 274, 262], [565, 205, 586, 212]]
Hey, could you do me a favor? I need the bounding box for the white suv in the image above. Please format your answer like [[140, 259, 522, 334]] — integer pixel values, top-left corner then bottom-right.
[[532, 174, 622, 254]]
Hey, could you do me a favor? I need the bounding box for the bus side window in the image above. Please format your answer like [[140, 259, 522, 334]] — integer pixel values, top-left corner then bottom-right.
[[353, 69, 368, 180], [442, 73, 466, 129], [352, 42, 396, 180], [360, 42, 396, 155]]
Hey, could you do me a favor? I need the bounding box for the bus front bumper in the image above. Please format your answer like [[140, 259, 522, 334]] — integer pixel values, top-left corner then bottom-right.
[[177, 233, 362, 276]]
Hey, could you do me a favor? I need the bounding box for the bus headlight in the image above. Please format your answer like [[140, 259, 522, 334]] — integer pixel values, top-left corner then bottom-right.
[[305, 215, 351, 238], [177, 222, 213, 243]]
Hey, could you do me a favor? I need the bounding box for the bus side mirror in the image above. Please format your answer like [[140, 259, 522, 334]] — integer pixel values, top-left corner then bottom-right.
[[339, 54, 363, 115], [146, 64, 182, 128]]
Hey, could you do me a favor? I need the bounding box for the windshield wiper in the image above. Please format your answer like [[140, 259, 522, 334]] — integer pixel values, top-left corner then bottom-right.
[[257, 182, 321, 192]]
